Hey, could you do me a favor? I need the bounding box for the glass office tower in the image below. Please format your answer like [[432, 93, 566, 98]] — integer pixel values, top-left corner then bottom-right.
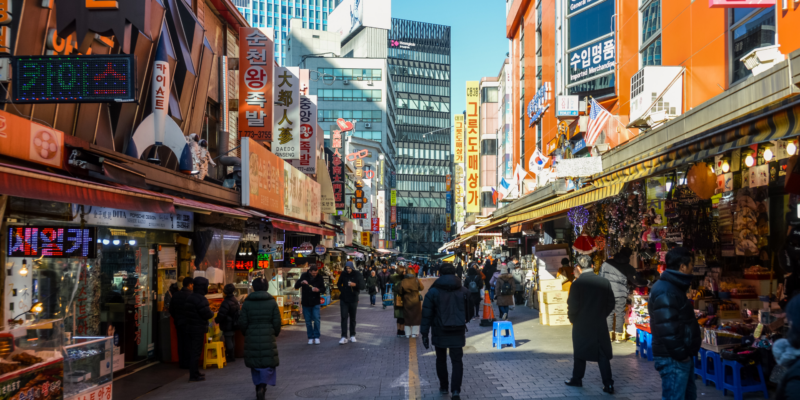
[[233, 0, 334, 65], [388, 18, 452, 256]]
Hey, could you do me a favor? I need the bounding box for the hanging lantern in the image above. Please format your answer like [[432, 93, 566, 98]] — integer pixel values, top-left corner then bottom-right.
[[686, 162, 717, 199]]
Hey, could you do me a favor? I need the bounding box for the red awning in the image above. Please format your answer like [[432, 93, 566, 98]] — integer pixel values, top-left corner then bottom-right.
[[0, 163, 175, 213], [269, 218, 335, 237], [116, 186, 251, 219]]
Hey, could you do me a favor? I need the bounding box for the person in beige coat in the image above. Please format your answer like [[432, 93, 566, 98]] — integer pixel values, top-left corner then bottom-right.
[[399, 271, 425, 338], [494, 268, 516, 321]]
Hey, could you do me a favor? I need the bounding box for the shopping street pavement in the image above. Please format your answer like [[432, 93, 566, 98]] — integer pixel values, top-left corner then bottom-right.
[[129, 288, 761, 400]]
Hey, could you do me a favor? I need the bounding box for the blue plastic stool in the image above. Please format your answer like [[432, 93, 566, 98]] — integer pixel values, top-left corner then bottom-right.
[[635, 329, 645, 358], [704, 351, 723, 389], [492, 321, 516, 349], [694, 348, 708, 384], [721, 359, 769, 400], [637, 331, 653, 361]]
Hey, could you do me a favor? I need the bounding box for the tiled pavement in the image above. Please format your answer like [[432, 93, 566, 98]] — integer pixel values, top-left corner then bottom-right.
[[130, 289, 766, 400]]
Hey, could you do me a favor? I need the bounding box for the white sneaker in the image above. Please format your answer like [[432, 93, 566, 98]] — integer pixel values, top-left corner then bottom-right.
[[350, 336, 357, 343], [314, 338, 320, 345], [308, 339, 314, 345], [339, 337, 348, 345], [412, 334, 417, 338]]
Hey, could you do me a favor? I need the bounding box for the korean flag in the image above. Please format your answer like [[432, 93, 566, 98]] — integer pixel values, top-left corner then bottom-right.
[[528, 148, 549, 172]]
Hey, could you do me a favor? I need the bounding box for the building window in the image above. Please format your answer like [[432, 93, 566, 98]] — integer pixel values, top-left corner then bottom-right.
[[729, 6, 776, 84], [640, 0, 661, 66], [481, 139, 497, 155], [317, 68, 382, 81], [481, 192, 495, 208], [318, 109, 383, 122], [317, 89, 382, 102], [481, 87, 498, 103]]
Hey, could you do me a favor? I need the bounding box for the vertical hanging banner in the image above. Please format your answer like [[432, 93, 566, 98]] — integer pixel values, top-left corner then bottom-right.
[[390, 189, 397, 206], [454, 114, 465, 163], [274, 66, 301, 159], [238, 28, 274, 143], [329, 124, 346, 210], [291, 94, 317, 174], [152, 38, 169, 145], [465, 81, 481, 213]]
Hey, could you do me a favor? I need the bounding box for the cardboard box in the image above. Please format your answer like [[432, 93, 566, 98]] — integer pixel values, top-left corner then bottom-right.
[[718, 310, 742, 320], [538, 290, 569, 304], [544, 303, 569, 315], [539, 279, 564, 292], [539, 312, 549, 325], [548, 314, 571, 326]]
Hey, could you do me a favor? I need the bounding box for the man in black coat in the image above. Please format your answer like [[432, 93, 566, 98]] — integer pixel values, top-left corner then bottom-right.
[[215, 284, 240, 362], [184, 277, 214, 382], [294, 261, 325, 344], [376, 266, 391, 308], [168, 277, 194, 369], [336, 261, 365, 344], [420, 264, 472, 400], [566, 262, 616, 394], [649, 247, 702, 400]]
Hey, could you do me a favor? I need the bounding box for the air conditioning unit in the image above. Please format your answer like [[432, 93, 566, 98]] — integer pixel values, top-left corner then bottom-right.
[[343, 80, 350, 85], [364, 123, 372, 128], [629, 66, 684, 128], [367, 80, 374, 86]]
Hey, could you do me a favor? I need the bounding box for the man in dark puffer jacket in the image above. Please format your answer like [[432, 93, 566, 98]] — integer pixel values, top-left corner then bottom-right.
[[420, 264, 472, 400], [184, 277, 214, 382], [169, 277, 194, 369], [648, 247, 702, 400]]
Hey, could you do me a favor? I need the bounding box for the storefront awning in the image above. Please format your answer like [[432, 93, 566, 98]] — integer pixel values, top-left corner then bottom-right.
[[269, 218, 336, 237], [158, 192, 251, 219], [441, 254, 456, 262], [376, 248, 399, 254], [0, 163, 175, 213], [479, 217, 508, 232], [508, 183, 625, 223]]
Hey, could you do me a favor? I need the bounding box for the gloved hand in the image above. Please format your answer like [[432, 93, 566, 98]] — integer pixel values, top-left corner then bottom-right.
[[421, 335, 429, 349]]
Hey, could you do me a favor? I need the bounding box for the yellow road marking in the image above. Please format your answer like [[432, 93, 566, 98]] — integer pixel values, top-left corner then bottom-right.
[[408, 338, 422, 399]]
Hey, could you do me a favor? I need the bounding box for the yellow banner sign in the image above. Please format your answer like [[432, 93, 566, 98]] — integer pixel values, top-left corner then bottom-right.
[[465, 81, 481, 213]]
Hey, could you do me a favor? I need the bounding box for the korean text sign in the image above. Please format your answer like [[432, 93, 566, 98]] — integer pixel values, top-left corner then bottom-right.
[[290, 94, 317, 174], [241, 137, 285, 216], [454, 114, 464, 163], [274, 67, 301, 159], [328, 124, 346, 210], [238, 27, 274, 142], [568, 37, 615, 85], [0, 109, 64, 168], [465, 81, 480, 213]]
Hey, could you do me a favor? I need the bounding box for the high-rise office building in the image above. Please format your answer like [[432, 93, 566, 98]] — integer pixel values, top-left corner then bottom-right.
[[232, 0, 334, 65], [388, 18, 451, 256]]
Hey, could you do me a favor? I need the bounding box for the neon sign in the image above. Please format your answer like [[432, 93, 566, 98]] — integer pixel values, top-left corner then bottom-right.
[[12, 55, 137, 103], [7, 226, 96, 258]]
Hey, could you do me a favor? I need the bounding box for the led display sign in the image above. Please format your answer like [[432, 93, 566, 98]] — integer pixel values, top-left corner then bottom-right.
[[12, 55, 137, 103], [7, 227, 97, 258]]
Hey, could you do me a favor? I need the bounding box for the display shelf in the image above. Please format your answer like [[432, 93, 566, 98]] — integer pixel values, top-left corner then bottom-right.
[[63, 336, 113, 400]]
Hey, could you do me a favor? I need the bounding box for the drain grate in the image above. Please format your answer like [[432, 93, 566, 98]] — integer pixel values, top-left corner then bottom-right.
[[295, 384, 366, 398]]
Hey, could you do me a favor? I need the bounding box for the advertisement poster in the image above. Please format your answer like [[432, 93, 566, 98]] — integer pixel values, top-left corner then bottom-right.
[[238, 28, 274, 142], [241, 138, 285, 215], [290, 94, 317, 174], [273, 67, 300, 159], [0, 360, 64, 400], [465, 81, 481, 213]]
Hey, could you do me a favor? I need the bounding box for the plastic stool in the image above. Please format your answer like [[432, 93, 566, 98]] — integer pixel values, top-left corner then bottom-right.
[[704, 351, 723, 389], [694, 348, 708, 384], [721, 359, 768, 400], [203, 341, 226, 369], [637, 331, 653, 361], [492, 321, 516, 349]]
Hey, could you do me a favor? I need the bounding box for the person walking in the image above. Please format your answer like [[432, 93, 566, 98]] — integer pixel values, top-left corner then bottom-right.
[[774, 296, 800, 400], [399, 268, 424, 338], [600, 246, 647, 343], [649, 247, 702, 400], [238, 278, 281, 400], [337, 262, 365, 344], [464, 267, 484, 320], [391, 266, 407, 337], [377, 266, 391, 309], [215, 283, 240, 362], [294, 263, 325, 344], [168, 277, 194, 369], [184, 277, 214, 382], [494, 268, 515, 320], [511, 263, 525, 306], [565, 261, 616, 394], [483, 259, 496, 293], [420, 264, 472, 400], [455, 261, 464, 279], [366, 270, 379, 306]]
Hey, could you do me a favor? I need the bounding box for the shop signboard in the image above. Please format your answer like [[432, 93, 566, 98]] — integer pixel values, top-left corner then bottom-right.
[[0, 359, 64, 400], [329, 125, 346, 210], [377, 192, 386, 230], [569, 0, 606, 13], [556, 95, 580, 117], [296, 242, 314, 255], [390, 223, 397, 240], [241, 138, 285, 215], [290, 94, 317, 174], [361, 231, 371, 246], [527, 82, 551, 126], [7, 226, 96, 258], [12, 55, 137, 103], [390, 206, 397, 223], [390, 189, 397, 206], [371, 218, 379, 232], [238, 27, 274, 143], [466, 81, 480, 213], [314, 245, 326, 255], [66, 381, 111, 400], [283, 162, 321, 223], [73, 205, 193, 232], [446, 174, 452, 191], [317, 159, 336, 213], [545, 137, 558, 155], [0, 109, 65, 169], [273, 67, 301, 160], [572, 138, 587, 153], [568, 37, 615, 86], [446, 214, 451, 232], [454, 114, 465, 163]]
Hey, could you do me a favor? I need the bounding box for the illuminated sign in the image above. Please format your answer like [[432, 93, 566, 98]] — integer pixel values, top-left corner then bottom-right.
[[353, 212, 368, 219], [12, 55, 136, 103], [527, 82, 551, 126], [7, 226, 96, 258]]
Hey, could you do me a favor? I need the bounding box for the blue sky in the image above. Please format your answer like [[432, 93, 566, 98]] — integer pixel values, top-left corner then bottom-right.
[[391, 0, 509, 138]]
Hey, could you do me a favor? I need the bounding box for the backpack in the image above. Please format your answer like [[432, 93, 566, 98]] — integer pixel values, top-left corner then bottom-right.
[[500, 279, 513, 296], [467, 277, 480, 293]]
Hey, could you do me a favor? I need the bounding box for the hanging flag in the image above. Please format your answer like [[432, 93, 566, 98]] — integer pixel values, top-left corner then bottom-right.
[[500, 178, 510, 190], [514, 163, 528, 184], [528, 148, 549, 172], [491, 187, 498, 205], [586, 98, 612, 146]]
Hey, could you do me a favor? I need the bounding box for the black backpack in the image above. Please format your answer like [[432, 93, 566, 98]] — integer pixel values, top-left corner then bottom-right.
[[467, 277, 480, 293], [500, 279, 513, 296]]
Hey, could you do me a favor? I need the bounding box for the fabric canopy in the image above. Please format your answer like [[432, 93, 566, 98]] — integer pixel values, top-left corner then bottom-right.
[[0, 163, 175, 213], [507, 183, 624, 223], [270, 218, 335, 237]]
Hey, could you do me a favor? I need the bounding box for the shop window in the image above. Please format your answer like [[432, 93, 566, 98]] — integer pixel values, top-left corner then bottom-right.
[[481, 191, 496, 208], [481, 87, 498, 103], [640, 0, 661, 66], [481, 139, 497, 155], [729, 6, 776, 84]]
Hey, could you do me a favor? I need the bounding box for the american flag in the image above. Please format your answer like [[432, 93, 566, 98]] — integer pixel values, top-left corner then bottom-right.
[[586, 98, 611, 146]]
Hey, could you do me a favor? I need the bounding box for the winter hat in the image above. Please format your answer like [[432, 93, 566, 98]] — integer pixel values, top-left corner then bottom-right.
[[440, 264, 456, 275], [252, 278, 267, 292], [345, 261, 354, 269], [223, 283, 236, 295]]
